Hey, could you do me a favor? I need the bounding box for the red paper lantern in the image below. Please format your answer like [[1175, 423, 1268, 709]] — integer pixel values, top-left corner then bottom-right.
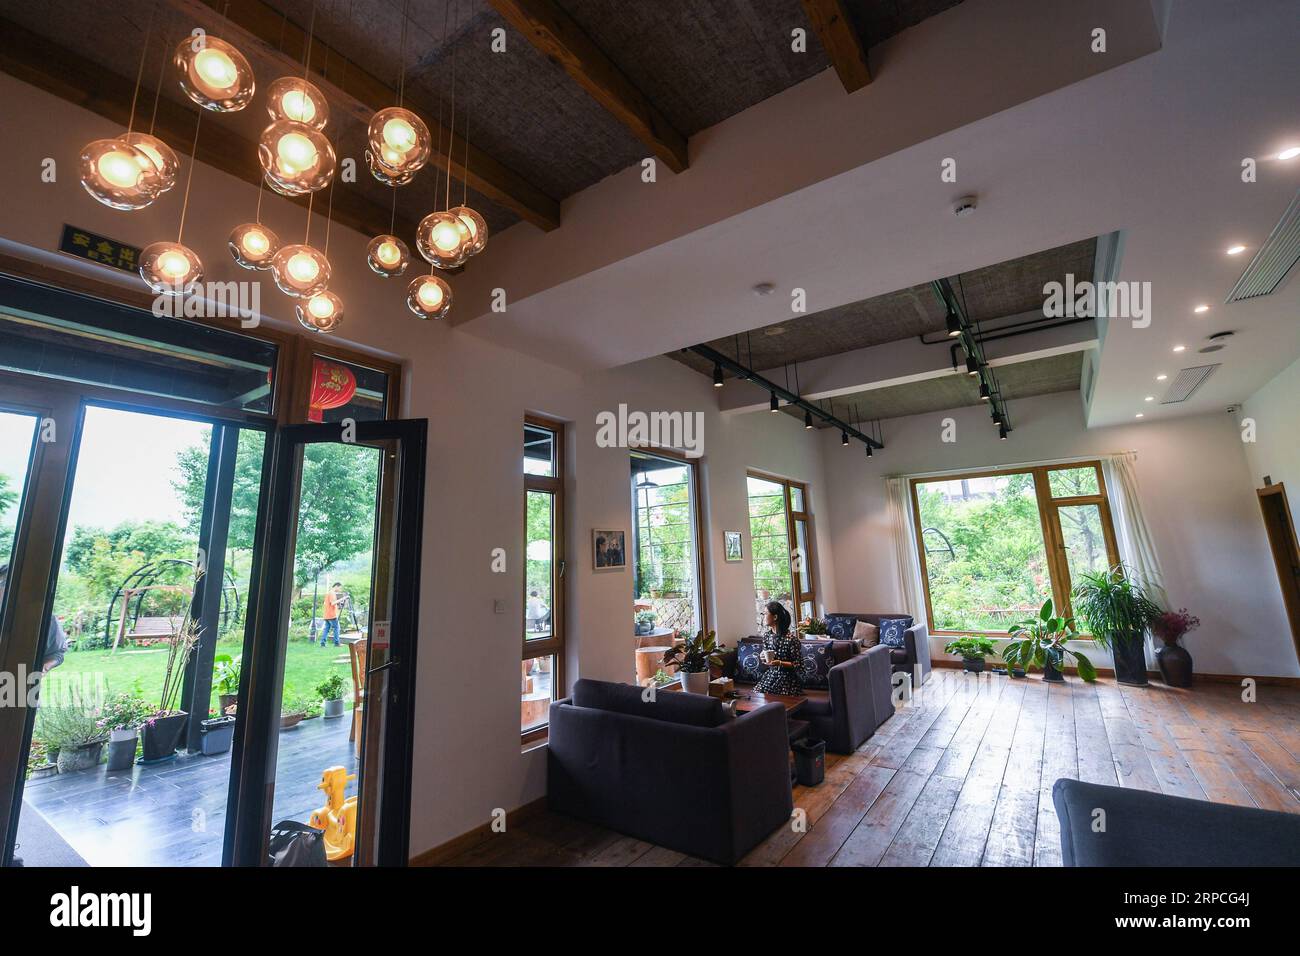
[[308, 358, 356, 422]]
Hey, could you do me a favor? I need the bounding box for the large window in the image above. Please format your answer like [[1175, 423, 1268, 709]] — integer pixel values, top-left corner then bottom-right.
[[631, 451, 705, 682], [747, 473, 817, 629], [523, 418, 563, 741], [911, 462, 1119, 634]]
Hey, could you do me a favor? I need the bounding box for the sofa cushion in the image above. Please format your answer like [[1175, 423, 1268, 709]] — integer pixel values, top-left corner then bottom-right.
[[877, 617, 911, 648], [824, 614, 859, 642], [735, 638, 769, 684], [797, 640, 835, 689], [572, 678, 725, 728], [853, 620, 879, 648], [799, 693, 833, 719]]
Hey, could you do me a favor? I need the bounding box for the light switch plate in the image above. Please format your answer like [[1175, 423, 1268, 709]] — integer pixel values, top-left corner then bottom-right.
[[493, 599, 506, 614]]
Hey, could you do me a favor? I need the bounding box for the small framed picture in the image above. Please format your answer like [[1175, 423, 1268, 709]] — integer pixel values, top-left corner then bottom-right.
[[592, 529, 627, 571], [723, 531, 743, 562]]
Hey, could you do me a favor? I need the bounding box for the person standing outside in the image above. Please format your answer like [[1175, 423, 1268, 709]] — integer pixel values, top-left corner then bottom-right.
[[320, 582, 345, 647]]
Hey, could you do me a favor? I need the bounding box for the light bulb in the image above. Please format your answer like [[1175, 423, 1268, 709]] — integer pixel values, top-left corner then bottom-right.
[[228, 222, 281, 270], [79, 138, 162, 210], [416, 211, 469, 270], [295, 291, 344, 332], [139, 241, 203, 295], [366, 107, 431, 183], [366, 234, 410, 278], [449, 205, 489, 257], [270, 243, 331, 298], [267, 77, 329, 129], [121, 132, 180, 194], [174, 36, 255, 112], [259, 120, 335, 195], [406, 274, 453, 320]]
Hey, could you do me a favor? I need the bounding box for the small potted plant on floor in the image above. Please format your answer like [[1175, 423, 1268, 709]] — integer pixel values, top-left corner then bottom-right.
[[280, 694, 308, 730], [1002, 598, 1096, 683], [140, 621, 197, 762], [36, 697, 107, 773], [316, 673, 347, 719], [944, 637, 997, 674], [663, 630, 726, 694], [1072, 566, 1160, 687], [97, 690, 152, 771], [634, 610, 657, 636], [214, 653, 241, 715], [1151, 608, 1199, 688]]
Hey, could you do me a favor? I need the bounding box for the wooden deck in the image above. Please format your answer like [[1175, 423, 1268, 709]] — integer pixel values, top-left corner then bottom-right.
[[442, 670, 1300, 867], [20, 712, 358, 867]]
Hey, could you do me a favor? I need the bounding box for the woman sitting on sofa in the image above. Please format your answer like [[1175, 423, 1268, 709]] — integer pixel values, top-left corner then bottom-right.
[[755, 601, 803, 696]]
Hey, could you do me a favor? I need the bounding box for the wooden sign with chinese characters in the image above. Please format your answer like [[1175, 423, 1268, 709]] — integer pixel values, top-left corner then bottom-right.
[[58, 224, 142, 273]]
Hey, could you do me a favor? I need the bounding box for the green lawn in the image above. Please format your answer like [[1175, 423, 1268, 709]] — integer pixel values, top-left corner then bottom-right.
[[42, 628, 357, 726]]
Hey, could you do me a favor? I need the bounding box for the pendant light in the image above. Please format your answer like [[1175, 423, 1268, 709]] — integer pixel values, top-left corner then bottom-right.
[[366, 3, 431, 183], [140, 241, 203, 294], [447, 85, 488, 257], [367, 234, 410, 277], [267, 76, 329, 129], [259, 120, 335, 195], [416, 210, 469, 269], [296, 289, 344, 332], [272, 243, 331, 298], [407, 273, 453, 320], [174, 35, 254, 112], [229, 221, 280, 270]]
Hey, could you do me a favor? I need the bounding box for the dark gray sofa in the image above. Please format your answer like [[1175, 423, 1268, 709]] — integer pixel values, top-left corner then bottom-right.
[[826, 613, 932, 685], [1053, 778, 1300, 866], [547, 678, 794, 865]]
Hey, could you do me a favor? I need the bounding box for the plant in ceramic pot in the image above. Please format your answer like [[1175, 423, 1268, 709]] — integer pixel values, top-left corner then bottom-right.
[[316, 672, 347, 719], [1072, 566, 1161, 687], [96, 689, 152, 771], [36, 695, 107, 774], [797, 617, 829, 637], [1150, 608, 1199, 688], [1002, 598, 1096, 683], [663, 629, 726, 694], [634, 610, 657, 636], [944, 636, 997, 674], [140, 620, 197, 762]]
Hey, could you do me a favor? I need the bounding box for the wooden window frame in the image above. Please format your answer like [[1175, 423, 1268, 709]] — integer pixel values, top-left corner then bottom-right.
[[910, 461, 1120, 637], [746, 471, 818, 624], [522, 415, 564, 744], [630, 446, 710, 637]]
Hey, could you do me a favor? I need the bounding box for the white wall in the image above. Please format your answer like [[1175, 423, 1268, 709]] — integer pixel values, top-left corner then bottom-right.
[[818, 391, 1298, 680], [1242, 355, 1300, 527]]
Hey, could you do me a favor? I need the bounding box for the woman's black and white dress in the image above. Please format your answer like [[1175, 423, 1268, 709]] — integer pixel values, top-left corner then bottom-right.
[[754, 630, 803, 696]]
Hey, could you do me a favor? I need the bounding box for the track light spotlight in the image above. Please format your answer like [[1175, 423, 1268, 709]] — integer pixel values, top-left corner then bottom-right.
[[945, 310, 962, 337], [804, 410, 814, 429], [979, 381, 991, 401], [841, 431, 849, 446], [866, 443, 873, 458], [998, 424, 1009, 441], [713, 363, 724, 387], [770, 392, 779, 412], [966, 355, 981, 376]]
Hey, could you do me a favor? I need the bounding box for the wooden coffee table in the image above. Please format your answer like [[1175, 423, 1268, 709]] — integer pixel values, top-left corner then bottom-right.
[[730, 689, 807, 715]]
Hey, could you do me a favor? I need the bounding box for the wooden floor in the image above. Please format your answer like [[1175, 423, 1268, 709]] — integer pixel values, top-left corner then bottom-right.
[[444, 670, 1300, 867]]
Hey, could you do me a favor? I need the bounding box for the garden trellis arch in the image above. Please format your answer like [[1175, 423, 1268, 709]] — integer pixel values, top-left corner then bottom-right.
[[103, 557, 240, 645]]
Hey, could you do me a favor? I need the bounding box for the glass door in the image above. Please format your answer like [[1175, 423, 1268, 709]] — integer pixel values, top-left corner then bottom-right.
[[227, 419, 425, 867]]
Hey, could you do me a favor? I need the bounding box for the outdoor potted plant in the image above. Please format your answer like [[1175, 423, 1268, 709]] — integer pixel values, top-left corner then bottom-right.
[[634, 610, 657, 636], [37, 697, 108, 773], [280, 695, 308, 730], [316, 673, 347, 719], [1151, 608, 1200, 688], [96, 690, 152, 772], [1002, 598, 1097, 683], [199, 710, 237, 756], [1072, 566, 1161, 687], [663, 629, 726, 694], [140, 620, 197, 762], [944, 636, 997, 674], [214, 653, 241, 715]]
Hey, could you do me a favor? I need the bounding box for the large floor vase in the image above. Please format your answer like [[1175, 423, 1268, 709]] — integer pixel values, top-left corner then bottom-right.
[[1156, 642, 1194, 688]]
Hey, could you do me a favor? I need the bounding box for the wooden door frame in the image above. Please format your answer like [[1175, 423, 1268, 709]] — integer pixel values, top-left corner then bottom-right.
[[1258, 483, 1300, 664]]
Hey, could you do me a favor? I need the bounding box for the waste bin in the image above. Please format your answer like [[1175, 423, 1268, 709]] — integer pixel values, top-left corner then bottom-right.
[[792, 738, 826, 787]]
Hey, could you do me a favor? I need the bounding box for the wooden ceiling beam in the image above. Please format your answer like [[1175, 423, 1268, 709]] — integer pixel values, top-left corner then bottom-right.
[[487, 0, 689, 174], [800, 0, 872, 93], [167, 0, 561, 231], [0, 16, 414, 242]]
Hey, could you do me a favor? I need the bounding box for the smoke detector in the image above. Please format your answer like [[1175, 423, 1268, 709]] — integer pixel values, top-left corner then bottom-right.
[[953, 196, 978, 218], [752, 282, 775, 296]]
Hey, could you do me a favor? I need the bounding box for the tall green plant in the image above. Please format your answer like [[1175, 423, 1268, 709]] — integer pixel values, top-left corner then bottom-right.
[[1071, 565, 1160, 651], [1002, 598, 1096, 682]]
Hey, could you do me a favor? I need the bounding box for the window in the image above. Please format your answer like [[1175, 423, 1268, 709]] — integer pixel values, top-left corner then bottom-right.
[[631, 451, 706, 681], [746, 473, 817, 628], [911, 461, 1119, 634], [523, 417, 563, 740]]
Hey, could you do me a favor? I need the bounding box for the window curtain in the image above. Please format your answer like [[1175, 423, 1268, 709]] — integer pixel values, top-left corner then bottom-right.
[[885, 477, 928, 626], [1102, 452, 1167, 666]]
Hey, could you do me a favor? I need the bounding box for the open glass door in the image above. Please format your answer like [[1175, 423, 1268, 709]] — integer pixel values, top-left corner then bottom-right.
[[227, 418, 425, 867]]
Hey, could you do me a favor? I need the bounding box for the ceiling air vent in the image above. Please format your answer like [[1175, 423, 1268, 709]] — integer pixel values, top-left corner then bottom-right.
[[1225, 189, 1300, 302], [1160, 364, 1219, 404]]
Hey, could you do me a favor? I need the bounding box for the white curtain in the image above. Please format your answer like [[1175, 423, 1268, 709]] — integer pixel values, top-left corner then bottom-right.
[[1102, 452, 1167, 666], [885, 477, 928, 626]]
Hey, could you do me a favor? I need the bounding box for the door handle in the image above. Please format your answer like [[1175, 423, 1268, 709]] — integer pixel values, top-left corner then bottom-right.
[[368, 658, 399, 675]]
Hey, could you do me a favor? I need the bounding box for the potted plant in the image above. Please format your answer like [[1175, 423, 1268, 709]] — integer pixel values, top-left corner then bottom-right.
[[140, 620, 197, 762], [316, 673, 347, 719], [199, 710, 237, 755], [96, 690, 152, 771], [36, 696, 107, 773], [1151, 608, 1199, 688], [214, 653, 241, 715], [663, 630, 726, 694], [944, 637, 997, 674], [1002, 598, 1096, 683], [797, 617, 829, 637], [1072, 566, 1161, 687], [280, 695, 308, 730], [634, 610, 657, 636]]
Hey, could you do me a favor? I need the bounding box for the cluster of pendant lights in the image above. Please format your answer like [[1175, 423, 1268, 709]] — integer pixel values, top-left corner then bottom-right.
[[78, 9, 488, 333]]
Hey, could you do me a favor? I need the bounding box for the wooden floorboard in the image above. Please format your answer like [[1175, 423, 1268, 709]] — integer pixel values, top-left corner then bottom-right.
[[440, 674, 1300, 867]]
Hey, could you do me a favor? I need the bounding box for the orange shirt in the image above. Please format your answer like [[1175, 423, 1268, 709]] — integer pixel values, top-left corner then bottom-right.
[[323, 590, 339, 620]]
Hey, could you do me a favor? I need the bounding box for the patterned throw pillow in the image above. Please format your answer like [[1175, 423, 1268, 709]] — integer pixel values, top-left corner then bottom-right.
[[735, 640, 769, 683], [824, 614, 859, 642], [798, 640, 834, 689], [877, 617, 911, 648], [853, 620, 879, 648]]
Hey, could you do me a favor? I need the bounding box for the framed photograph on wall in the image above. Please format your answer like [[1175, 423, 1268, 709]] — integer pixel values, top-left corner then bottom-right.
[[723, 531, 743, 562], [592, 529, 627, 571]]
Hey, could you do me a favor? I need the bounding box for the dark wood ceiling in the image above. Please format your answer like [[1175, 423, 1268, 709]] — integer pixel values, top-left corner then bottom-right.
[[0, 0, 966, 251]]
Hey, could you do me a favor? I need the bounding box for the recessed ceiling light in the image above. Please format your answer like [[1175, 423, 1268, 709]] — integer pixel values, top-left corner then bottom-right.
[[1173, 345, 1186, 352], [1156, 374, 1168, 380], [1135, 413, 1144, 419], [1226, 244, 1247, 256], [1144, 396, 1154, 401], [1279, 146, 1300, 160], [1193, 304, 1209, 313]]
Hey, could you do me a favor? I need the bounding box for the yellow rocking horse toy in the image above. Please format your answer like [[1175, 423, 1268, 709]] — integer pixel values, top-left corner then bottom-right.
[[307, 766, 358, 861]]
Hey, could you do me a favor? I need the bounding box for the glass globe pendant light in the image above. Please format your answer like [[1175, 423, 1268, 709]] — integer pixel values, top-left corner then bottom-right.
[[367, 234, 410, 278], [266, 76, 330, 129], [79, 138, 163, 210], [406, 273, 453, 320], [121, 132, 180, 195], [448, 205, 488, 258], [366, 107, 431, 183], [271, 243, 332, 299], [416, 210, 469, 270], [139, 241, 203, 295], [295, 290, 344, 332], [174, 35, 255, 112], [228, 221, 281, 270], [259, 120, 336, 196]]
